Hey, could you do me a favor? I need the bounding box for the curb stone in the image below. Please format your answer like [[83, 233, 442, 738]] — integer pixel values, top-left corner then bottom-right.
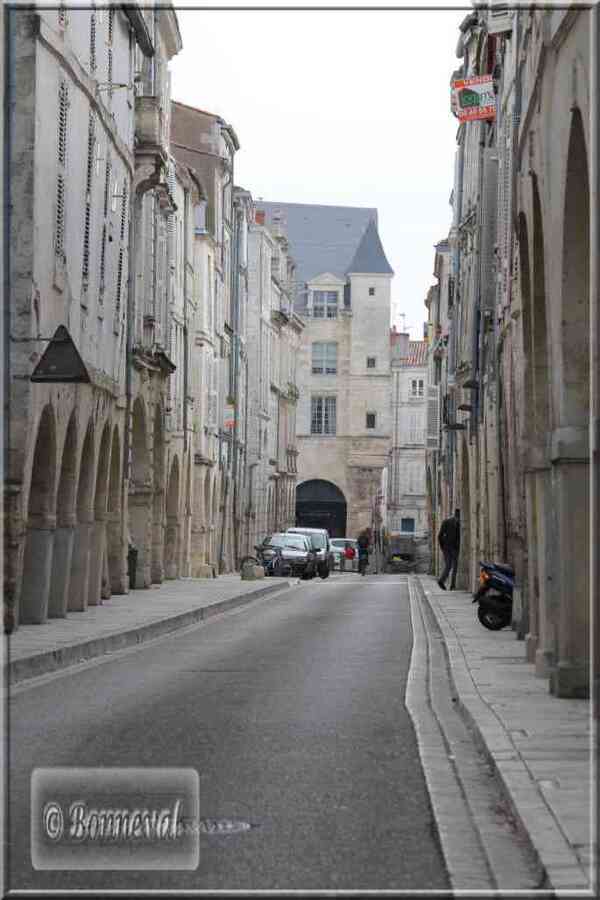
[[8, 580, 294, 685], [415, 575, 591, 893]]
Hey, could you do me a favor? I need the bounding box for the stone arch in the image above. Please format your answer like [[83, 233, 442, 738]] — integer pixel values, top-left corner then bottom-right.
[[295, 478, 347, 538], [553, 108, 590, 697], [48, 413, 78, 618], [88, 422, 111, 606], [129, 396, 152, 588], [68, 421, 95, 612], [164, 455, 181, 579], [107, 425, 124, 593], [20, 404, 57, 623], [151, 403, 166, 583]]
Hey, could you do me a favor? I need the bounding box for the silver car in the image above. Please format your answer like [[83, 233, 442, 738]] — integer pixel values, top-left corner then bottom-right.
[[286, 527, 334, 578], [330, 538, 359, 572]]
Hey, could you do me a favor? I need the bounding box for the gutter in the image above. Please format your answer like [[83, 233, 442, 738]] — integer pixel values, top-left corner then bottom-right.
[[121, 5, 154, 58]]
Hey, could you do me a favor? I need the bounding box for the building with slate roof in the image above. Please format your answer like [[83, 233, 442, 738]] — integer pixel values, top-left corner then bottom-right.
[[254, 202, 394, 537]]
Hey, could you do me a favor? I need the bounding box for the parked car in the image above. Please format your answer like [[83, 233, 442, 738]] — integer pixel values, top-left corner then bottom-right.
[[330, 538, 359, 572], [286, 527, 334, 578], [259, 533, 317, 579]]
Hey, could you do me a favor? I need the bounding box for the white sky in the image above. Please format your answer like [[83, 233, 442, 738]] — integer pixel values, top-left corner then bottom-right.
[[170, 1, 469, 340]]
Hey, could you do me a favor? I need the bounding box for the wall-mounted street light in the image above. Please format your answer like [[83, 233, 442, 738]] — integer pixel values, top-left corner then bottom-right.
[[28, 325, 91, 383]]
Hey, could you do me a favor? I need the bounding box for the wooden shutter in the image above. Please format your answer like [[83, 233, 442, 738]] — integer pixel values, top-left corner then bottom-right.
[[426, 384, 441, 450]]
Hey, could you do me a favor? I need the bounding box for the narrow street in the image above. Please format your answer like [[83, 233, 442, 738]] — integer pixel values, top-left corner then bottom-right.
[[8, 574, 545, 892], [10, 575, 442, 891]]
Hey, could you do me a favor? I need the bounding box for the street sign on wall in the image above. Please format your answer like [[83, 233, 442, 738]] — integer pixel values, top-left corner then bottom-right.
[[451, 74, 496, 122]]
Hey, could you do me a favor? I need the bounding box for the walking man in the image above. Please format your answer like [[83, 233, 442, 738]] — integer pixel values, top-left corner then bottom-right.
[[357, 528, 370, 576], [437, 509, 460, 590]]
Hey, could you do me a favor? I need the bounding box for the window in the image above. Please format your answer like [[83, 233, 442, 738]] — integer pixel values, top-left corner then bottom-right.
[[312, 342, 337, 374], [401, 517, 415, 533], [366, 356, 376, 369], [313, 290, 338, 319], [410, 378, 425, 397], [368, 286, 375, 296], [311, 396, 336, 435], [366, 412, 376, 429]]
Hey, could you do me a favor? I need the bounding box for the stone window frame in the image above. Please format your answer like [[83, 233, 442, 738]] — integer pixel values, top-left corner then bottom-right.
[[312, 342, 338, 375], [311, 395, 337, 435]]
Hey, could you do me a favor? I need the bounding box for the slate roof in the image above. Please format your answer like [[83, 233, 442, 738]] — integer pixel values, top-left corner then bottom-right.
[[257, 201, 378, 285], [346, 219, 394, 276]]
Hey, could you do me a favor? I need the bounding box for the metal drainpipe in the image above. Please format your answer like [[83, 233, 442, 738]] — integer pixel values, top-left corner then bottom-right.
[[590, 1, 599, 712], [230, 202, 241, 565], [4, 6, 15, 608], [182, 185, 189, 455], [451, 130, 465, 507], [471, 117, 486, 437], [217, 157, 233, 572]]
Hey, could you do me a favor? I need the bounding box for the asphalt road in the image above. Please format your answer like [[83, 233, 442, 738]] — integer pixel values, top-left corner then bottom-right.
[[8, 574, 450, 891]]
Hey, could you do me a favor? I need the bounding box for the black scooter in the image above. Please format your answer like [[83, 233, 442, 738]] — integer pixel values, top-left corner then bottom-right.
[[473, 561, 514, 630]]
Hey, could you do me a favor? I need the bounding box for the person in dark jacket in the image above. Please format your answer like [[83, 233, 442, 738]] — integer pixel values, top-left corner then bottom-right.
[[357, 529, 370, 576], [437, 509, 460, 590]]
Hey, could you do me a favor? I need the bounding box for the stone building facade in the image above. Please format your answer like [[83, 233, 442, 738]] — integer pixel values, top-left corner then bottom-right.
[[258, 204, 393, 539], [425, 6, 596, 698], [245, 211, 303, 551], [382, 330, 429, 541], [4, 4, 181, 624]]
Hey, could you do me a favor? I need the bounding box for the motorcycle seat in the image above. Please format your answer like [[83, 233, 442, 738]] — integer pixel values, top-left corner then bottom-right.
[[480, 560, 514, 578]]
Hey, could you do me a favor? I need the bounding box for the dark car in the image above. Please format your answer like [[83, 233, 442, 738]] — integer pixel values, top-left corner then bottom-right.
[[286, 527, 334, 578], [260, 533, 317, 579]]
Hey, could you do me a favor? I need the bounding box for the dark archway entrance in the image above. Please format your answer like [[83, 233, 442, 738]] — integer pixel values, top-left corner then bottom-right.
[[295, 479, 347, 537]]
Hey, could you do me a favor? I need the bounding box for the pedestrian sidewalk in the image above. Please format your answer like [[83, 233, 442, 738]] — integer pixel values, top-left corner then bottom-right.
[[416, 575, 595, 894], [6, 575, 294, 685]]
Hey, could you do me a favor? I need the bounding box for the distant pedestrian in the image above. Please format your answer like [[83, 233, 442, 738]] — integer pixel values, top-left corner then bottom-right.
[[437, 509, 460, 590], [357, 528, 370, 576]]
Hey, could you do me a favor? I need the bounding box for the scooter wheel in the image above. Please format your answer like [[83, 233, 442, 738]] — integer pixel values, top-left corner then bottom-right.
[[477, 605, 510, 630]]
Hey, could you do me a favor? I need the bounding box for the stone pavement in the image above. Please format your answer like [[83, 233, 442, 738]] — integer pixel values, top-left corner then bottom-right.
[[416, 575, 596, 895], [6, 575, 294, 684]]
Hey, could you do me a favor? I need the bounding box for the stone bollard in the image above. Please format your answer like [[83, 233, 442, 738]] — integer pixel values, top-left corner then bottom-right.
[[241, 560, 265, 580]]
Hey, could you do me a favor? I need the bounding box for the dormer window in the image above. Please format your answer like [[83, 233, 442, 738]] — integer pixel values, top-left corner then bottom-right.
[[312, 290, 338, 319]]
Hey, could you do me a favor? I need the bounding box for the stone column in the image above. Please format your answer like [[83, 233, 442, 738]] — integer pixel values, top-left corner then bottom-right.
[[48, 515, 75, 618], [151, 494, 165, 584], [533, 468, 556, 677], [550, 428, 590, 697], [129, 487, 153, 589], [20, 516, 55, 624], [87, 518, 107, 606], [68, 510, 94, 612]]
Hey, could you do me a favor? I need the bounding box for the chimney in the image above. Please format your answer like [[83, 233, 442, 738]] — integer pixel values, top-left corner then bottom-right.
[[391, 332, 410, 360]]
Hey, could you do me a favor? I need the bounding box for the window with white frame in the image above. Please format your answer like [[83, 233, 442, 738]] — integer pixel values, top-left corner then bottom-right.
[[401, 517, 415, 533], [311, 396, 336, 434], [366, 412, 376, 429], [312, 342, 337, 374], [312, 290, 338, 318], [410, 378, 424, 397], [366, 356, 376, 369]]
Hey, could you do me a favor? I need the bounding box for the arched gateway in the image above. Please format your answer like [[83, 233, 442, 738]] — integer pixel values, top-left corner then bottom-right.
[[295, 480, 347, 538]]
